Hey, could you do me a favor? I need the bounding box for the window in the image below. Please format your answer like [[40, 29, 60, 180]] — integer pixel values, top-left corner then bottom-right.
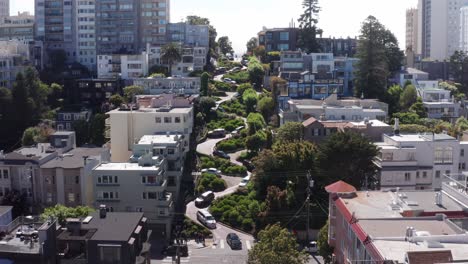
[[99, 245, 121, 263], [155, 117, 161, 123], [416, 171, 420, 178], [462, 149, 465, 157], [445, 170, 451, 176], [168, 148, 175, 155], [68, 193, 75, 203], [46, 193, 52, 203], [435, 170, 441, 178], [423, 171, 428, 178], [175, 117, 181, 123], [75, 176, 79, 184], [2, 169, 8, 179], [164, 117, 172, 123], [136, 207, 143, 212], [404, 172, 411, 182], [279, 32, 289, 41], [143, 192, 158, 199]]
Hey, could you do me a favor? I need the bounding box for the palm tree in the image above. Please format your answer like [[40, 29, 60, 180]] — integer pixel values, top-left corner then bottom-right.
[[161, 43, 182, 76]]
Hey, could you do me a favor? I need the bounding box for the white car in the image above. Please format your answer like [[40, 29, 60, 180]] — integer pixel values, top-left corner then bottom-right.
[[305, 241, 318, 254], [239, 175, 250, 187], [197, 210, 217, 229], [201, 168, 221, 176]]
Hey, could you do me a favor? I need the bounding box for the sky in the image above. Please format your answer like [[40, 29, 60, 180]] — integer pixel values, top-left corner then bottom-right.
[[14, 0, 418, 54]]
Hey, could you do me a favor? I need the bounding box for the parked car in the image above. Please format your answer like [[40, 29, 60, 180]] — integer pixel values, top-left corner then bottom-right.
[[238, 175, 251, 187], [207, 128, 226, 138], [305, 241, 319, 254], [201, 168, 221, 176], [197, 210, 217, 229], [242, 160, 255, 171], [223, 77, 233, 83], [214, 150, 230, 159], [195, 191, 215, 207], [226, 233, 242, 249]]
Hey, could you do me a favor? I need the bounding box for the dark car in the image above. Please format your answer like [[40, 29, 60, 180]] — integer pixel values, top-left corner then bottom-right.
[[226, 233, 242, 249], [214, 150, 230, 159], [242, 160, 255, 171]]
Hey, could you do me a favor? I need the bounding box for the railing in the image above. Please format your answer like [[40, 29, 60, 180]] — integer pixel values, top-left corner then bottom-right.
[[442, 174, 468, 208]]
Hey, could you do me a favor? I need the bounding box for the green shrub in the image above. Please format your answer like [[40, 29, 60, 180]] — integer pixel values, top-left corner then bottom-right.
[[220, 99, 247, 117], [216, 137, 245, 152], [200, 155, 247, 176], [181, 217, 211, 238], [224, 71, 250, 84], [213, 81, 234, 92], [196, 173, 227, 193]]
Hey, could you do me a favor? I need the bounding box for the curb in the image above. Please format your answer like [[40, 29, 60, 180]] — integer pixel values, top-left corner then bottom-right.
[[216, 221, 255, 238]]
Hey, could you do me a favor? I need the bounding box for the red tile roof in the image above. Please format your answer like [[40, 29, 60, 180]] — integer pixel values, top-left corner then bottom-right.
[[325, 180, 357, 193], [302, 117, 318, 127]]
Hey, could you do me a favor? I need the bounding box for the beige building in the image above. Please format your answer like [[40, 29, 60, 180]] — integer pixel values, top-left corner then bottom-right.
[[406, 8, 419, 52], [106, 94, 194, 162], [40, 147, 109, 207]]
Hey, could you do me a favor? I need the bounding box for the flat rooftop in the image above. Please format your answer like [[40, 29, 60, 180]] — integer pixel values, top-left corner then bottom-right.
[[138, 135, 181, 145], [94, 162, 161, 171], [108, 107, 192, 114], [41, 148, 106, 169], [385, 133, 456, 143], [360, 218, 459, 238]]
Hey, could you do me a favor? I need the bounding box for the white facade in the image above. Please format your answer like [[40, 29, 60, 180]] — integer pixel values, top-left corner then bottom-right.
[[97, 53, 149, 79], [376, 133, 461, 190], [75, 0, 96, 72], [133, 76, 201, 95], [106, 96, 194, 162], [406, 8, 419, 52], [418, 0, 468, 60], [148, 46, 207, 77], [461, 6, 468, 53], [0, 0, 8, 18]]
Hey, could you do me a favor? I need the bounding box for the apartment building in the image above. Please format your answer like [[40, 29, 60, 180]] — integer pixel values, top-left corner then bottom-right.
[[0, 12, 34, 42], [375, 131, 460, 190], [302, 118, 391, 143], [0, 0, 8, 18], [418, 84, 461, 121], [280, 94, 388, 125], [55, 109, 92, 131], [406, 8, 419, 52], [317, 37, 357, 57], [133, 76, 200, 95], [148, 46, 207, 77], [167, 22, 209, 49], [93, 152, 173, 238], [0, 132, 76, 205], [75, 0, 96, 72], [57, 209, 151, 263], [0, 40, 31, 89], [97, 52, 149, 79], [106, 94, 194, 162], [70, 78, 123, 108], [258, 27, 299, 52], [35, 0, 76, 63], [396, 67, 429, 87], [40, 147, 109, 208]]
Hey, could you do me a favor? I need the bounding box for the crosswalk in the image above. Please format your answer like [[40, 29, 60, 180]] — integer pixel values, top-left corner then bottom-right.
[[211, 239, 253, 250]]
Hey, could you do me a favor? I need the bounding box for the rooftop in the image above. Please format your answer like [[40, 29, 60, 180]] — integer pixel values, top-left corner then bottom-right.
[[94, 162, 161, 171], [41, 148, 106, 169], [138, 134, 182, 145], [384, 133, 456, 143]]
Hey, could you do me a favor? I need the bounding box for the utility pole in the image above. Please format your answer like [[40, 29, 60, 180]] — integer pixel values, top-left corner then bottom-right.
[[306, 171, 314, 243]]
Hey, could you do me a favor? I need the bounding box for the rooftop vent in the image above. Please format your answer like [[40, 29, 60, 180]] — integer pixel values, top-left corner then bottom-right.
[[99, 204, 107, 219]]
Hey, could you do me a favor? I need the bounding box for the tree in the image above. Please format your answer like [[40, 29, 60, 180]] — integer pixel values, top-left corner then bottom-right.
[[409, 97, 427, 118], [246, 37, 258, 53], [247, 113, 266, 135], [200, 72, 210, 96], [72, 120, 90, 146], [109, 94, 124, 108], [392, 112, 421, 124], [21, 127, 40, 146], [90, 114, 107, 146], [354, 16, 402, 100], [400, 84, 417, 111], [41, 205, 94, 226], [385, 84, 403, 115], [218, 36, 234, 56], [317, 221, 334, 264], [48, 49, 67, 73], [276, 122, 304, 143], [199, 97, 216, 116], [297, 0, 321, 53], [1, 190, 27, 218], [450, 51, 468, 92], [257, 96, 275, 121], [248, 58, 265, 88], [316, 131, 379, 189], [248, 224, 309, 264], [253, 46, 266, 63], [161, 43, 182, 76], [123, 85, 144, 103], [243, 88, 258, 113], [246, 131, 267, 152], [237, 83, 253, 97], [48, 83, 63, 109], [12, 72, 32, 130]]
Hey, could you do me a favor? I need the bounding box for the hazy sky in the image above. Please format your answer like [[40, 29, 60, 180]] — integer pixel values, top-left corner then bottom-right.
[[14, 0, 418, 54]]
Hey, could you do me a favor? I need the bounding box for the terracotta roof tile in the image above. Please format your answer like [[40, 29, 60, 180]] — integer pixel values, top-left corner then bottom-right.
[[325, 180, 357, 193], [406, 250, 453, 264]]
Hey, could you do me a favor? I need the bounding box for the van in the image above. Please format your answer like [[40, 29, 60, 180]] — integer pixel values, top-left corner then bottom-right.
[[197, 210, 217, 229]]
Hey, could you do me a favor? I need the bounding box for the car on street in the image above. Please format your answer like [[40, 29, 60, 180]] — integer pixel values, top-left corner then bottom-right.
[[226, 233, 242, 249], [207, 128, 226, 138], [238, 175, 251, 187], [197, 210, 217, 229], [305, 241, 319, 254], [201, 168, 221, 176], [242, 160, 255, 171], [195, 191, 215, 208], [214, 150, 230, 159]]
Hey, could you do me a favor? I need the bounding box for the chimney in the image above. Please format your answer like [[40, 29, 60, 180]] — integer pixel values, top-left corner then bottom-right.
[[99, 204, 107, 218], [83, 155, 89, 166], [394, 118, 400, 136]]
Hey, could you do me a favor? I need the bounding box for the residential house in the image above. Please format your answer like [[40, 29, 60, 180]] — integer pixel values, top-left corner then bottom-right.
[[70, 78, 124, 109], [56, 109, 92, 131], [166, 22, 210, 49], [97, 53, 150, 79], [258, 27, 299, 52]]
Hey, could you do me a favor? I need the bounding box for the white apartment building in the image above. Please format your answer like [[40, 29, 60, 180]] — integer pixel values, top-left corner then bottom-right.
[[0, 0, 8, 18], [97, 52, 149, 79], [75, 0, 96, 72], [133, 76, 200, 95], [419, 87, 461, 121], [148, 46, 207, 77], [93, 149, 174, 238], [418, 0, 468, 60], [406, 8, 419, 52], [376, 132, 460, 190], [106, 94, 194, 162], [0, 40, 31, 89]]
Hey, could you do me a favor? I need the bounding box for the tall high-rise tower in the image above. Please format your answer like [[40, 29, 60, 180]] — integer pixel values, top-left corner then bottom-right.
[[406, 8, 419, 53], [0, 0, 9, 18]]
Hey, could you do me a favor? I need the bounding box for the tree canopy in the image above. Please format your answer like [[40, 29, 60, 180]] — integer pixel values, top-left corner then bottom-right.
[[247, 37, 258, 53], [276, 122, 304, 143], [218, 36, 234, 56], [41, 205, 94, 225], [297, 0, 321, 53], [248, 224, 309, 264]]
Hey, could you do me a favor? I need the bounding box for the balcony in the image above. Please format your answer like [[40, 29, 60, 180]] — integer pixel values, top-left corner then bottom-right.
[[105, 129, 110, 139], [158, 192, 173, 207], [105, 118, 110, 126], [377, 159, 418, 167]]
